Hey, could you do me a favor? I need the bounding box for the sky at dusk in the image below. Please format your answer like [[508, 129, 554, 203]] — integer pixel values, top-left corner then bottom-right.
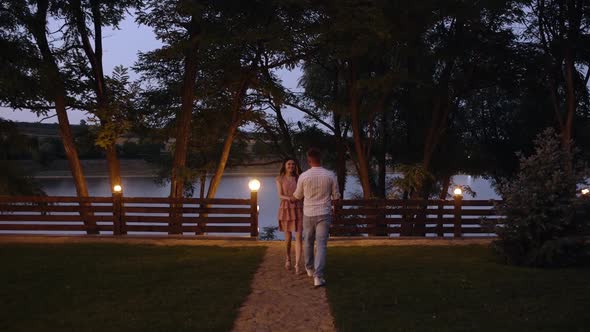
[[1, 15, 304, 125]]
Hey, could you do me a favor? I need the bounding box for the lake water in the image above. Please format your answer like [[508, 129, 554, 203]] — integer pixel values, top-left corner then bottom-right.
[[38, 174, 499, 238]]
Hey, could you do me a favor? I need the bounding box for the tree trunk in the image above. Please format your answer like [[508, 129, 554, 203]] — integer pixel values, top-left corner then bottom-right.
[[275, 104, 296, 157], [29, 0, 95, 233], [206, 77, 250, 199], [377, 111, 387, 198], [54, 96, 89, 199], [207, 122, 240, 198], [90, 0, 121, 195], [333, 113, 347, 198], [440, 175, 451, 200], [562, 48, 575, 171], [418, 21, 460, 196], [205, 46, 262, 199], [417, 90, 452, 199], [199, 174, 206, 199], [72, 0, 123, 194], [105, 145, 121, 192], [423, 72, 452, 171], [348, 64, 372, 199], [331, 71, 346, 197], [422, 97, 440, 174], [351, 106, 372, 198], [170, 15, 201, 199]]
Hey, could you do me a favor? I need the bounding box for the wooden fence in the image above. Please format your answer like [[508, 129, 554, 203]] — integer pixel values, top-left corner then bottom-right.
[[0, 193, 259, 237], [0, 194, 502, 238], [332, 197, 503, 237]]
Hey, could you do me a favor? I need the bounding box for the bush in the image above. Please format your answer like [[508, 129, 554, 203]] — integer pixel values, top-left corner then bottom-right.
[[493, 128, 590, 267], [259, 226, 279, 240], [0, 162, 45, 196]]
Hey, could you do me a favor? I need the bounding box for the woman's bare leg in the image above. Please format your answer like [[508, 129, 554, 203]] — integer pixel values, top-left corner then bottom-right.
[[294, 231, 303, 273], [284, 231, 292, 269]]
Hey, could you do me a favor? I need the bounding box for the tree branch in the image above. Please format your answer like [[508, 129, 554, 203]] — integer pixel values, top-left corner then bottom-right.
[[283, 98, 336, 132], [72, 0, 105, 99], [39, 113, 58, 122]]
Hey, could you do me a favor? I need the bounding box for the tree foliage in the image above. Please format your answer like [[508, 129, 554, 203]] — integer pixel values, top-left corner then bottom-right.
[[0, 119, 45, 196], [1, 0, 589, 209]]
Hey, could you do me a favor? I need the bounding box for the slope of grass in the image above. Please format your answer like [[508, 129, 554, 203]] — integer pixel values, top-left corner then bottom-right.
[[0, 243, 265, 332], [326, 245, 590, 332]]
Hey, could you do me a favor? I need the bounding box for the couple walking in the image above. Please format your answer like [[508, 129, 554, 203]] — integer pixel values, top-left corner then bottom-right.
[[275, 148, 340, 287]]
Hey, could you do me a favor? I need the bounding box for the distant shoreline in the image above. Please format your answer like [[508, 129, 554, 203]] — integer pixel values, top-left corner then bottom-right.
[[33, 171, 282, 179], [20, 158, 367, 179], [19, 159, 288, 179]]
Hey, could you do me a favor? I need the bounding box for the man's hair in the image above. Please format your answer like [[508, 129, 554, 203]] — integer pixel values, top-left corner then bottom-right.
[[307, 147, 321, 163]]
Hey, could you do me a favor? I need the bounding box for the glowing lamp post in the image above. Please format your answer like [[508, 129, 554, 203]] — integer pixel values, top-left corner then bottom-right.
[[112, 184, 124, 235], [453, 187, 463, 238], [582, 188, 589, 196], [248, 179, 260, 238]]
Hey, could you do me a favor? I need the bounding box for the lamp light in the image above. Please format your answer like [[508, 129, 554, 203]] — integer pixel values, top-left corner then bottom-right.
[[248, 179, 261, 192]]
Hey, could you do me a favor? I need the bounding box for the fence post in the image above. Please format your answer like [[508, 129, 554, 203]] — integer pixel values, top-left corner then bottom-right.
[[375, 200, 388, 237], [176, 199, 183, 235], [250, 191, 258, 238], [120, 195, 126, 235], [80, 198, 99, 235], [453, 195, 463, 237], [196, 200, 205, 236], [332, 199, 340, 236], [168, 198, 182, 235], [112, 192, 123, 236], [414, 199, 427, 236], [400, 199, 411, 236], [370, 201, 377, 236], [436, 199, 444, 237]]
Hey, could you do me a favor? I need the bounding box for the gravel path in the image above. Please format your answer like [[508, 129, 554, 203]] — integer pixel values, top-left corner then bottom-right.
[[231, 246, 336, 332]]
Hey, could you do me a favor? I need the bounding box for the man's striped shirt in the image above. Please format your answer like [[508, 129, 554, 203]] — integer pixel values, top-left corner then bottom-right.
[[293, 166, 341, 217]]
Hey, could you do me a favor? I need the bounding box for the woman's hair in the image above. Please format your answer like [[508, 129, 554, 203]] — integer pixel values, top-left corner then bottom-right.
[[279, 158, 302, 178]]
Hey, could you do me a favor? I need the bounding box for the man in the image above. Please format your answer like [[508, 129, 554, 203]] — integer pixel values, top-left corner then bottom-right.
[[292, 148, 340, 287]]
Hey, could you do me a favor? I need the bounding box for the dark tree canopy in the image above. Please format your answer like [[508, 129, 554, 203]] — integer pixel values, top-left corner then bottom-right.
[[1, 0, 589, 202]]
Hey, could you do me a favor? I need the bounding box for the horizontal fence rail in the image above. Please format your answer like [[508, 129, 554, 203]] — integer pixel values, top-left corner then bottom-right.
[[332, 198, 504, 238], [0, 194, 259, 238]]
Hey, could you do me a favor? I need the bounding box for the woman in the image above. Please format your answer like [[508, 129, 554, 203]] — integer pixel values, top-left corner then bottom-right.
[[275, 158, 304, 273]]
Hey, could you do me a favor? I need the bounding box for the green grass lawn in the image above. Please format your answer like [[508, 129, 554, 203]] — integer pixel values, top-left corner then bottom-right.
[[326, 245, 590, 332], [0, 243, 265, 332]]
